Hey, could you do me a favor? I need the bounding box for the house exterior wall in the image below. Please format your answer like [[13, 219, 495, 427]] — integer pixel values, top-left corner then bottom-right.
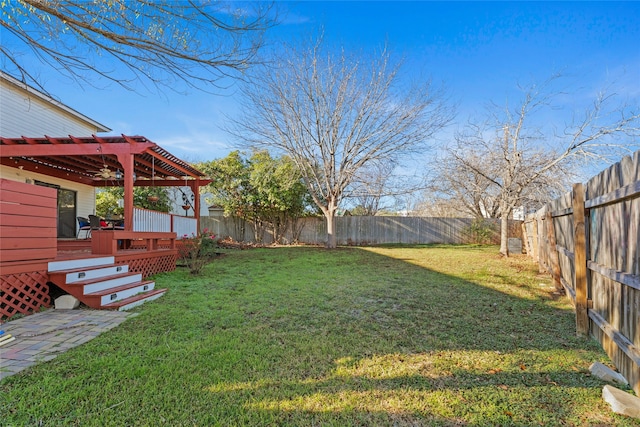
[[0, 72, 109, 234], [0, 164, 97, 219], [0, 73, 110, 137]]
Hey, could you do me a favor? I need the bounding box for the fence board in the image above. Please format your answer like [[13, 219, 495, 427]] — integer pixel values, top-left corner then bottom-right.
[[546, 211, 562, 290], [573, 183, 588, 335], [585, 181, 640, 209], [630, 152, 640, 280], [531, 215, 538, 261], [588, 261, 640, 291]]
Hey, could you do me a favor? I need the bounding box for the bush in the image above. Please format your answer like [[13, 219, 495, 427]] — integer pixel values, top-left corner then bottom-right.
[[179, 228, 218, 274], [464, 218, 498, 244]]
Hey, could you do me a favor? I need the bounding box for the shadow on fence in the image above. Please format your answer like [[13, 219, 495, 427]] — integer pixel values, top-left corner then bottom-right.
[[522, 150, 640, 396]]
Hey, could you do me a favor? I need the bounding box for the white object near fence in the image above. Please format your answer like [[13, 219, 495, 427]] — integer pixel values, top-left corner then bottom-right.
[[172, 215, 197, 239]]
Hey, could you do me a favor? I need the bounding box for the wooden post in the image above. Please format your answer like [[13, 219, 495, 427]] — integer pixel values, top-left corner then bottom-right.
[[521, 222, 529, 256], [91, 230, 118, 255], [545, 210, 562, 290], [116, 152, 135, 232], [573, 183, 589, 336], [190, 178, 201, 234], [532, 215, 539, 267]]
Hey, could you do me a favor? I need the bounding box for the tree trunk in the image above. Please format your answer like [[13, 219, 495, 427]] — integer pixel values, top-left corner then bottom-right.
[[325, 198, 338, 249], [499, 199, 513, 257], [326, 214, 336, 248], [500, 215, 510, 257], [252, 218, 264, 243]]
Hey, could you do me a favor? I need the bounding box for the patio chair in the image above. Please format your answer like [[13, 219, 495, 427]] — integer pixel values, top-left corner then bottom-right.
[[76, 216, 91, 239], [111, 219, 125, 230], [88, 215, 108, 233]]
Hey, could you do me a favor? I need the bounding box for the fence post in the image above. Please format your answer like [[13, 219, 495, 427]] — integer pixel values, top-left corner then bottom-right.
[[532, 214, 541, 269], [521, 221, 529, 256], [572, 183, 589, 336], [545, 210, 562, 290]]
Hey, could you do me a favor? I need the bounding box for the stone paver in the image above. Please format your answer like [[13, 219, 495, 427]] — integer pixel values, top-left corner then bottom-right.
[[1, 309, 137, 381]]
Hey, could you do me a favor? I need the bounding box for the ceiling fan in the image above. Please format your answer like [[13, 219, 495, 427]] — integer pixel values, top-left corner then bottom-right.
[[90, 165, 119, 180]]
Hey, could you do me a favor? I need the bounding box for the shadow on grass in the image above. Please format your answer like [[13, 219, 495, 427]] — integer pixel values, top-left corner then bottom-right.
[[0, 246, 620, 426], [160, 246, 612, 425]]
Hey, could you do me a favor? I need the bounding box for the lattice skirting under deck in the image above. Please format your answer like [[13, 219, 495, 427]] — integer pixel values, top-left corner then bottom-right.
[[0, 271, 51, 320], [116, 254, 177, 279]]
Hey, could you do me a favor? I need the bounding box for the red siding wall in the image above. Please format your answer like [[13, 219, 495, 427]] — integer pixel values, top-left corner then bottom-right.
[[1, 179, 56, 319], [0, 178, 57, 262]]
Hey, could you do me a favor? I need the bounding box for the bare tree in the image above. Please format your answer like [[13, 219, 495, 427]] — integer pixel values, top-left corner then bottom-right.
[[413, 194, 471, 218], [427, 149, 502, 219], [230, 38, 452, 247], [346, 160, 397, 216], [445, 76, 639, 256], [348, 160, 433, 216], [1, 0, 275, 93]]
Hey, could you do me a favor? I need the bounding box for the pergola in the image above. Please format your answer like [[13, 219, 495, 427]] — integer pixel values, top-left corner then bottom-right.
[[0, 134, 211, 231]]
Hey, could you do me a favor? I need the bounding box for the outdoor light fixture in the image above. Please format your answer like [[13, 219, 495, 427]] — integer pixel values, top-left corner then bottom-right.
[[181, 191, 195, 215], [112, 169, 135, 181], [181, 193, 195, 204]]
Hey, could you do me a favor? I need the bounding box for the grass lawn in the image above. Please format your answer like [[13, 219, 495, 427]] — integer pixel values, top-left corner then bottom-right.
[[1, 245, 635, 426]]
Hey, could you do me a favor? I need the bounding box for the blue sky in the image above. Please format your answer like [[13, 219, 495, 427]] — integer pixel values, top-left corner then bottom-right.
[[5, 1, 639, 164]]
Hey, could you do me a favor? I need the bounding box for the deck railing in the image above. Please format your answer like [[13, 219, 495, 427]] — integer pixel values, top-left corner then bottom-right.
[[133, 208, 171, 232], [132, 207, 196, 239]]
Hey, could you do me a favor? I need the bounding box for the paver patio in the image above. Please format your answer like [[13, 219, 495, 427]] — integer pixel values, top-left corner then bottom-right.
[[0, 309, 136, 380]]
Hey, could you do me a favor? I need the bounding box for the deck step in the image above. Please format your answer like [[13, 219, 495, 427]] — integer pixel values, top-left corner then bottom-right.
[[49, 264, 129, 284], [48, 256, 115, 272], [85, 280, 156, 306], [50, 271, 142, 295], [102, 288, 167, 311], [48, 257, 167, 311], [80, 272, 143, 295]]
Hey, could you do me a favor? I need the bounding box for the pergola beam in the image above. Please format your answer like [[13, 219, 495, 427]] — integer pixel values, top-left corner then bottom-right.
[[0, 157, 96, 185], [146, 150, 200, 179], [0, 135, 210, 232], [0, 142, 155, 157]]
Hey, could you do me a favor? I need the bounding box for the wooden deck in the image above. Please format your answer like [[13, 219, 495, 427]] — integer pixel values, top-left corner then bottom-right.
[[1, 236, 181, 320], [57, 239, 93, 254], [1, 138, 207, 320]]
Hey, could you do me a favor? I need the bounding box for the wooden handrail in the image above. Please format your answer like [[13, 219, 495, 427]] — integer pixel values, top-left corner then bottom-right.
[[91, 230, 176, 255]]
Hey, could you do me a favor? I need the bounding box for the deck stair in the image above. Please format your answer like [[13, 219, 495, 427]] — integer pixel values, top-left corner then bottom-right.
[[48, 256, 167, 311]]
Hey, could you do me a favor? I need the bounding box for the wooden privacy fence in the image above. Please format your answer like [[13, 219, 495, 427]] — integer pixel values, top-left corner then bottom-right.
[[201, 215, 523, 246], [523, 151, 639, 396]]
